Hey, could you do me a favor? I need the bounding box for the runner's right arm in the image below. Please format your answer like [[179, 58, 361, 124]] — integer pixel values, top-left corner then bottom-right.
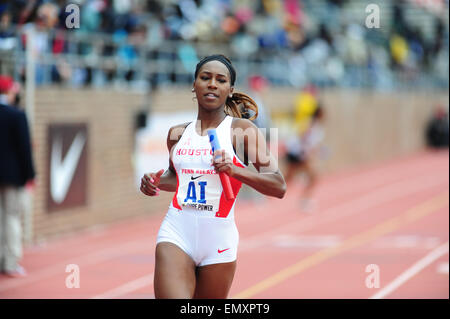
[[140, 123, 188, 195]]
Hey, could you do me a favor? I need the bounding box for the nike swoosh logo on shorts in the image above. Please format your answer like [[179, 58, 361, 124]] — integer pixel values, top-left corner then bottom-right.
[[218, 248, 230, 254], [191, 175, 204, 180]]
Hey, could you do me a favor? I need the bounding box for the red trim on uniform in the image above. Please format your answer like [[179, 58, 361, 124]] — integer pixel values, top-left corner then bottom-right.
[[232, 155, 245, 169], [215, 156, 245, 218], [172, 170, 182, 210]]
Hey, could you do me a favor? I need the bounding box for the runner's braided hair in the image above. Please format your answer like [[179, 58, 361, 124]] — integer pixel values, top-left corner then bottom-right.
[[195, 54, 258, 121]]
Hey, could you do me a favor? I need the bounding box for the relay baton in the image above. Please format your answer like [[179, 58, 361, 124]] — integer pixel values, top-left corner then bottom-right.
[[207, 129, 235, 200]]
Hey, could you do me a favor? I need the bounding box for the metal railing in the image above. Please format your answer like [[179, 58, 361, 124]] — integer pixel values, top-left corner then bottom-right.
[[1, 22, 448, 92]]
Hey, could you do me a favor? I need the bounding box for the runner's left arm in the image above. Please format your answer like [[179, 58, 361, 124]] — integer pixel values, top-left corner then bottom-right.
[[212, 119, 286, 199]]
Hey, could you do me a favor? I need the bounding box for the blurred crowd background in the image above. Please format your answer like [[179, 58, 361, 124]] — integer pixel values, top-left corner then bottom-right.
[[0, 0, 448, 91]]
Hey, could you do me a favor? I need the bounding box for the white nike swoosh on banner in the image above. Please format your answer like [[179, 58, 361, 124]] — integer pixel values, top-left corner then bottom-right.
[[51, 132, 86, 204]]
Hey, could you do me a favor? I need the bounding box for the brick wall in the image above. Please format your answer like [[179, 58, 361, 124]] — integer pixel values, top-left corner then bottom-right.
[[28, 87, 448, 242]]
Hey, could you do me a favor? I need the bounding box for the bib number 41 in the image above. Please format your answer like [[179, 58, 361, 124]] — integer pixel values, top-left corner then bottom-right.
[[184, 181, 207, 204]]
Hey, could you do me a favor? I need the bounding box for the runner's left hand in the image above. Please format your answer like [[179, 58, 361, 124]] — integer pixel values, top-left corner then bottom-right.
[[211, 149, 234, 176]]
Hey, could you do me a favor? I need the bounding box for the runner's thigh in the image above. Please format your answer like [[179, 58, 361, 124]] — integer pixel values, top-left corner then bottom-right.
[[154, 242, 196, 299], [194, 261, 236, 299]]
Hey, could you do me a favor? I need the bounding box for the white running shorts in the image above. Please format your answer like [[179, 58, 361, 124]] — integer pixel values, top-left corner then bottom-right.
[[156, 206, 239, 267]]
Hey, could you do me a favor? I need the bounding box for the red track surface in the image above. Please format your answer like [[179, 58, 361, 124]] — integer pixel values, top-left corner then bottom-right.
[[0, 150, 448, 299]]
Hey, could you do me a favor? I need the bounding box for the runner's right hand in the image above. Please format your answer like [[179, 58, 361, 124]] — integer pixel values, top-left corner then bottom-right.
[[140, 169, 164, 196]]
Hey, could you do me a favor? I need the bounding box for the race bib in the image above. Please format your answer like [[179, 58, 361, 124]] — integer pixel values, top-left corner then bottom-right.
[[176, 167, 222, 213]]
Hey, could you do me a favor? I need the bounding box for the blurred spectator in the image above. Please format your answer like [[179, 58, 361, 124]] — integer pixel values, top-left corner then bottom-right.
[[0, 0, 446, 89], [0, 75, 35, 278], [0, 10, 16, 75], [284, 85, 325, 212], [390, 33, 409, 69], [426, 106, 449, 149], [247, 74, 271, 132], [0, 10, 15, 45], [293, 84, 318, 134]]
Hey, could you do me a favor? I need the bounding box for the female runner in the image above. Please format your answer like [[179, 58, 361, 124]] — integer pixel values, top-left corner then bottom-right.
[[140, 54, 286, 299]]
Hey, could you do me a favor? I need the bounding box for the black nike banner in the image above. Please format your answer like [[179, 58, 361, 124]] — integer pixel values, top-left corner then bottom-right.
[[47, 123, 88, 212]]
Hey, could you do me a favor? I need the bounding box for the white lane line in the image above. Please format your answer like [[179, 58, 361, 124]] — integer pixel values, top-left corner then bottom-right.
[[436, 262, 449, 275], [91, 273, 154, 299], [236, 153, 445, 226], [239, 173, 447, 251], [272, 234, 341, 248], [0, 240, 151, 293], [370, 241, 449, 299]]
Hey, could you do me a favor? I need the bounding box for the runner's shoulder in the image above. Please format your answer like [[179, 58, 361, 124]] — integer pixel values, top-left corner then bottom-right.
[[167, 122, 190, 144], [167, 122, 190, 153], [231, 117, 258, 131]]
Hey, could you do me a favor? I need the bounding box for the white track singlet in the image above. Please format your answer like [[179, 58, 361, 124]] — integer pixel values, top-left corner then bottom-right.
[[156, 115, 246, 266]]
